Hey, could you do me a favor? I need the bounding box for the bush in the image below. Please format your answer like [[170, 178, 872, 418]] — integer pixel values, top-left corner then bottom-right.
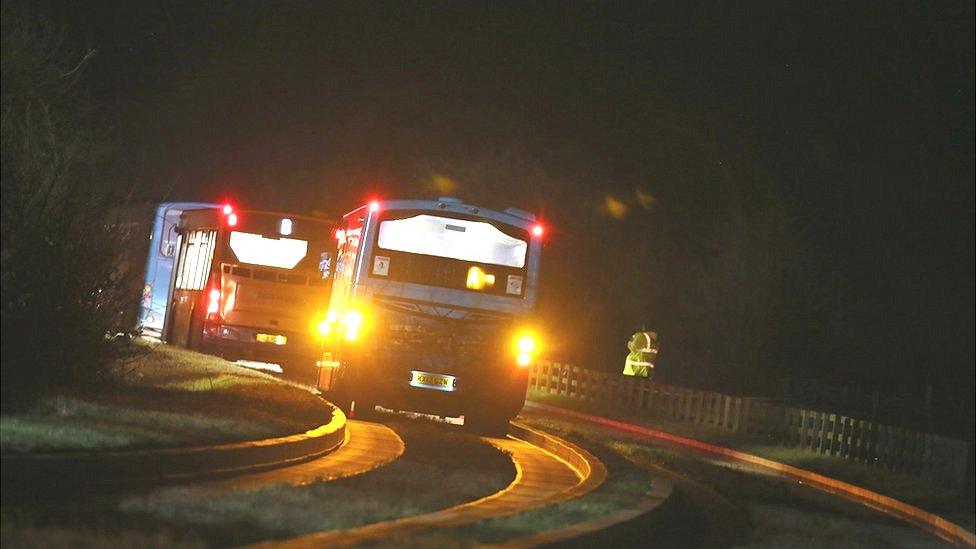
[[1, 7, 133, 409]]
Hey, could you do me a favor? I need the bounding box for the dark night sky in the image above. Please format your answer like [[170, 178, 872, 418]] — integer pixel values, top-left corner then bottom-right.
[[30, 1, 975, 402]]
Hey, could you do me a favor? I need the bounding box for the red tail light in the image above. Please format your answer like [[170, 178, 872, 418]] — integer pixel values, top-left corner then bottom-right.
[[531, 223, 544, 237], [206, 287, 221, 319]]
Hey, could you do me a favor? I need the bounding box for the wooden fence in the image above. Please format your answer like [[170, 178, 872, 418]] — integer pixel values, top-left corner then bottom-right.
[[528, 361, 970, 491]]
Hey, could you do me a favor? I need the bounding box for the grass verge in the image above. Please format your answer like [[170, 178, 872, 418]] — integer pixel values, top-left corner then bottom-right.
[[2, 416, 514, 547], [1, 341, 331, 453]]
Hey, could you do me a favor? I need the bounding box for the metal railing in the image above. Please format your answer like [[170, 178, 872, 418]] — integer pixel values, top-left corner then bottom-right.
[[528, 361, 970, 492]]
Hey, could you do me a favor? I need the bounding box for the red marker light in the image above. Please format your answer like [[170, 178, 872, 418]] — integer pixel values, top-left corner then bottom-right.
[[222, 204, 234, 215], [531, 224, 544, 237], [227, 213, 238, 226], [206, 288, 221, 317], [369, 201, 380, 213]]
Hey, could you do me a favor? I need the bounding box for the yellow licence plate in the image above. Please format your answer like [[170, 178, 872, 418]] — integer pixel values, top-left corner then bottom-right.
[[256, 333, 287, 345], [409, 371, 457, 392]]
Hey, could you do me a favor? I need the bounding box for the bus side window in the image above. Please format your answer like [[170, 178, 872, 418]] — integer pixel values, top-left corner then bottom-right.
[[161, 210, 182, 257]]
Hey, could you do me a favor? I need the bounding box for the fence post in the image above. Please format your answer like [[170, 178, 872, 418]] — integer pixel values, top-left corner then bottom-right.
[[722, 396, 731, 430], [788, 407, 800, 446], [829, 414, 842, 456], [921, 432, 935, 479], [731, 398, 741, 432], [853, 419, 866, 463], [839, 417, 851, 458], [584, 368, 594, 401], [548, 362, 559, 395], [549, 362, 558, 395], [797, 408, 806, 448], [740, 398, 755, 433], [877, 424, 890, 470], [813, 412, 825, 455], [548, 362, 558, 394]]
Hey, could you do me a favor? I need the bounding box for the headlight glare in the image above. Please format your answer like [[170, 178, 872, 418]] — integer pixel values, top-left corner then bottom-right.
[[512, 330, 541, 368]]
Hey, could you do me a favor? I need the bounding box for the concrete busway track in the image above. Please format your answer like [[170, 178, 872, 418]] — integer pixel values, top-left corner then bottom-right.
[[181, 419, 405, 494], [515, 407, 748, 548], [253, 421, 609, 548], [526, 400, 976, 548]]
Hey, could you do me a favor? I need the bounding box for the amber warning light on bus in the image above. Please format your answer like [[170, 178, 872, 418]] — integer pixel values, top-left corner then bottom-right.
[[466, 266, 495, 290]]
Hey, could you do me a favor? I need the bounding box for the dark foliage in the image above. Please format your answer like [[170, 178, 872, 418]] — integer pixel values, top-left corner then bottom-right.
[[1, 7, 134, 409]]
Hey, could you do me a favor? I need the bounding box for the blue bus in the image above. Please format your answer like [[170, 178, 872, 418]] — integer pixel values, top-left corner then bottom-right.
[[317, 197, 545, 433], [137, 202, 217, 338]]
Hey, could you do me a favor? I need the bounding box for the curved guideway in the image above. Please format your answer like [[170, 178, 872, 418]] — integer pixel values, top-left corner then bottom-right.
[[255, 423, 605, 548], [523, 402, 971, 548], [189, 420, 404, 493]]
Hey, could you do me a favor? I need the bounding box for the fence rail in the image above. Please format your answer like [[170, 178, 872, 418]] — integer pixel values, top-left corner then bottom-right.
[[528, 361, 969, 491]]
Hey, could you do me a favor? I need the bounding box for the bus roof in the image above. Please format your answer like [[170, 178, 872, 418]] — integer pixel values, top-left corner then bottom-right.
[[179, 208, 332, 235], [345, 199, 537, 231]]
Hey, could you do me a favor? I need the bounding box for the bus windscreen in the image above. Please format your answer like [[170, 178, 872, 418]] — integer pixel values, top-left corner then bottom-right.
[[377, 214, 527, 268], [220, 213, 330, 275], [228, 232, 308, 269]]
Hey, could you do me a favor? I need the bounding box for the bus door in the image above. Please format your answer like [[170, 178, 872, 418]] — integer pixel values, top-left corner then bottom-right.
[[164, 227, 218, 347]]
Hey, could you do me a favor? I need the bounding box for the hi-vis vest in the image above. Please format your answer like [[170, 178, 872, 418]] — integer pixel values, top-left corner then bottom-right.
[[623, 331, 659, 378]]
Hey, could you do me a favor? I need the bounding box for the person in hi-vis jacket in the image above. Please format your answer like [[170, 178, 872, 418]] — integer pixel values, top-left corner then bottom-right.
[[623, 330, 659, 378]]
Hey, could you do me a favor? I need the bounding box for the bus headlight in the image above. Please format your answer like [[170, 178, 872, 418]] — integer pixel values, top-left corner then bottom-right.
[[343, 310, 364, 341], [512, 330, 540, 367], [313, 310, 338, 340], [314, 306, 368, 342], [316, 319, 331, 338]]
